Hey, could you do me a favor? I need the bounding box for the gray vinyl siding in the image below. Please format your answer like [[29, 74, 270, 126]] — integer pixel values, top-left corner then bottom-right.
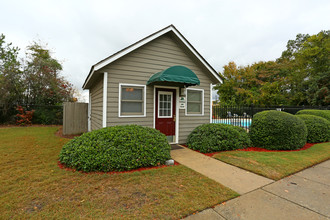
[[96, 33, 212, 142], [90, 77, 103, 130], [179, 87, 211, 143]]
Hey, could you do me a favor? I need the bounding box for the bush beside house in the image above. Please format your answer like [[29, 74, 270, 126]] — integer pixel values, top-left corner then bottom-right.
[[59, 125, 171, 172], [187, 123, 251, 153], [296, 109, 330, 121], [296, 114, 330, 143], [249, 110, 307, 150]]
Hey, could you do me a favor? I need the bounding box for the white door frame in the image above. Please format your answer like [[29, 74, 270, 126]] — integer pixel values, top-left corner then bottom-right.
[[153, 86, 179, 144]]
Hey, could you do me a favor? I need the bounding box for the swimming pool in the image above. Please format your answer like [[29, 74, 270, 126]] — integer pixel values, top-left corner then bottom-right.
[[212, 119, 252, 127]]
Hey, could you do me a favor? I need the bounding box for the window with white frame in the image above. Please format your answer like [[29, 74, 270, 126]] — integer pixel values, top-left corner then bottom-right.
[[119, 84, 145, 116], [186, 89, 203, 115]]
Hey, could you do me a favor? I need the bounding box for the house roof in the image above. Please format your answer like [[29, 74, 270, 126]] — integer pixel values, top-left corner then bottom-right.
[[82, 25, 222, 89]]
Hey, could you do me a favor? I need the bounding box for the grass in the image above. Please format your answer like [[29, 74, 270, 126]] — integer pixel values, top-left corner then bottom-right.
[[213, 142, 330, 180], [0, 126, 238, 219]]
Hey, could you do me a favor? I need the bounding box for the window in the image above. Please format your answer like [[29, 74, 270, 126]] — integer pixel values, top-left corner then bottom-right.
[[186, 89, 203, 115], [158, 91, 173, 118], [119, 84, 146, 117]]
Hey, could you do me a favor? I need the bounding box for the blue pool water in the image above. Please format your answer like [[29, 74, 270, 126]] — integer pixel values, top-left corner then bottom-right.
[[212, 119, 252, 127]]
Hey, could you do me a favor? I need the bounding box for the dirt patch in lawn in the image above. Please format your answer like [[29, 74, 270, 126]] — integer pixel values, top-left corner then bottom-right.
[[55, 126, 82, 139], [25, 200, 44, 213]]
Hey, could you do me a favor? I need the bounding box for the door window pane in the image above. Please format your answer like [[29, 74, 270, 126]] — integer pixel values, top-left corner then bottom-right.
[[158, 92, 172, 117]]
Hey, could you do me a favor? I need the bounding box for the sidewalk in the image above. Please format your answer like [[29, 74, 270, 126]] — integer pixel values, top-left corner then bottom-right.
[[171, 146, 273, 194], [184, 159, 330, 220]]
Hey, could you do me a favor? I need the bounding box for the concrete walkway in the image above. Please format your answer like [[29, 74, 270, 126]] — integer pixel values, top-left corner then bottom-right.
[[171, 146, 273, 194], [184, 160, 330, 220]]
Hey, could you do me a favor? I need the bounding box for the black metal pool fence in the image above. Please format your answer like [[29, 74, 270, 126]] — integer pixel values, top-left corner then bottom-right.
[[212, 105, 330, 130]]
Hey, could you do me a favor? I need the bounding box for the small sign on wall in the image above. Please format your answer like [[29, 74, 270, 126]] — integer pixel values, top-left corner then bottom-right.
[[179, 96, 186, 109], [179, 102, 186, 109]]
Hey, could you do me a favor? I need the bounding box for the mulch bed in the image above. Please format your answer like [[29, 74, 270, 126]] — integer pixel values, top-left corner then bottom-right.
[[55, 126, 82, 139], [182, 143, 319, 157], [57, 161, 180, 175], [237, 143, 316, 152]]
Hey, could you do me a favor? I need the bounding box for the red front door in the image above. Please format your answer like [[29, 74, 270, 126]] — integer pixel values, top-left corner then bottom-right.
[[155, 88, 176, 142]]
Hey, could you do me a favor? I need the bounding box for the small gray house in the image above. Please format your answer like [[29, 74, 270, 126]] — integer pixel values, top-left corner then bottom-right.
[[82, 25, 222, 144]]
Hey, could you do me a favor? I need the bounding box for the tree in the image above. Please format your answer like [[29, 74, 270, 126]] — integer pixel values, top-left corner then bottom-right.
[[215, 61, 290, 106], [280, 30, 330, 105], [216, 30, 329, 106], [0, 34, 24, 115], [23, 42, 74, 105]]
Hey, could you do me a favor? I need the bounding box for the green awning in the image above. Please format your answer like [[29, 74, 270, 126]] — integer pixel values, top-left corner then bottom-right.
[[147, 66, 200, 86]]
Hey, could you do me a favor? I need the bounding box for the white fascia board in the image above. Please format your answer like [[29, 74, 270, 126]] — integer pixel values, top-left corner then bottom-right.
[[83, 25, 222, 89], [170, 28, 222, 84], [93, 27, 173, 72]]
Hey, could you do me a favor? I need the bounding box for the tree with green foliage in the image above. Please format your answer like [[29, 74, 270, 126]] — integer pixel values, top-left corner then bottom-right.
[[215, 30, 329, 106], [23, 42, 74, 105], [0, 34, 24, 115], [214, 61, 290, 105], [280, 30, 330, 105]]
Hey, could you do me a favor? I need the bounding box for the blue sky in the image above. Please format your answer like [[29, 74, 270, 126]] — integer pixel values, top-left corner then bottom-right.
[[1, 0, 329, 101]]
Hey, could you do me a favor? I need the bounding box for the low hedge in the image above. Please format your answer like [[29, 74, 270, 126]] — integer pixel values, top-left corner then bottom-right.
[[59, 125, 171, 172], [296, 109, 330, 122], [296, 114, 330, 143], [249, 110, 307, 150], [187, 123, 251, 153]]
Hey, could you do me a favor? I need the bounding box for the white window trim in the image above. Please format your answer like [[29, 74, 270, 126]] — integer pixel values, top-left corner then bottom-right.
[[118, 83, 146, 117], [185, 88, 204, 116], [158, 91, 173, 118]]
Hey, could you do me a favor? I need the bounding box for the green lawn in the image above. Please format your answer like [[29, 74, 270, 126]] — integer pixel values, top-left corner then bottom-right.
[[0, 126, 238, 219], [213, 142, 330, 180]]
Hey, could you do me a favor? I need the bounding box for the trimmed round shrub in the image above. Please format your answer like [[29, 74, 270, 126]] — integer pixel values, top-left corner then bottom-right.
[[296, 109, 330, 122], [296, 114, 330, 143], [187, 123, 251, 153], [249, 110, 307, 150], [59, 125, 171, 172]]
